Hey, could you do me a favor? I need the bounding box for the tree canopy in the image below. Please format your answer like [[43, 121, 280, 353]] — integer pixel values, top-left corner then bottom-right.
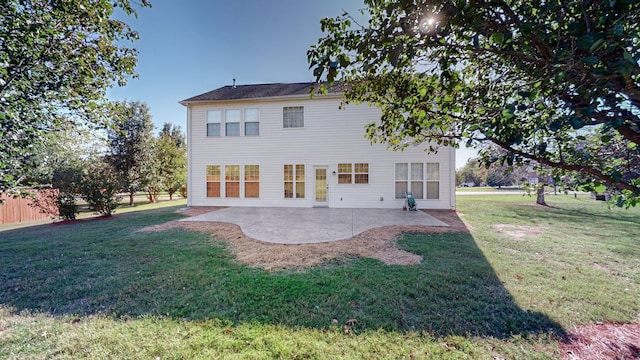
[[309, 0, 640, 206], [106, 100, 155, 206], [0, 0, 150, 193]]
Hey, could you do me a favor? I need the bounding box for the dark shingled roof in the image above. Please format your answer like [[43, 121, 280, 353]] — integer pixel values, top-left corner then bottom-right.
[[180, 82, 344, 103]]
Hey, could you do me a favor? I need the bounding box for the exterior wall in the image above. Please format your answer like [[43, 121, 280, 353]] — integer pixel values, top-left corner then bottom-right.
[[186, 95, 455, 209]]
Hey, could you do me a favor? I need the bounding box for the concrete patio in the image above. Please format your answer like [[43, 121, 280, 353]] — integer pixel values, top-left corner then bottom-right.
[[180, 207, 449, 244]]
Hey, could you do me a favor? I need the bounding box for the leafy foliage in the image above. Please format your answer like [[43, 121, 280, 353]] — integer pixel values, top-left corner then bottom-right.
[[309, 0, 640, 206], [52, 164, 84, 220], [457, 158, 484, 186], [106, 100, 155, 206], [156, 123, 187, 200], [80, 162, 122, 217], [0, 0, 149, 194]]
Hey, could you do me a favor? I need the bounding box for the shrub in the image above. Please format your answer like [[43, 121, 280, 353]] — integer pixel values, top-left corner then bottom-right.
[[81, 162, 123, 217], [52, 165, 83, 220]]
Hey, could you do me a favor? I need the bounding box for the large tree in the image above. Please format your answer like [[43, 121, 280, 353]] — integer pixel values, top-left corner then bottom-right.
[[156, 123, 187, 200], [0, 0, 150, 194], [106, 100, 155, 206], [309, 0, 640, 206]]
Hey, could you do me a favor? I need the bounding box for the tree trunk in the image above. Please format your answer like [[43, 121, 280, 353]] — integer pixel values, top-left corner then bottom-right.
[[129, 191, 135, 207], [168, 189, 174, 201], [536, 186, 547, 206], [147, 190, 156, 203]]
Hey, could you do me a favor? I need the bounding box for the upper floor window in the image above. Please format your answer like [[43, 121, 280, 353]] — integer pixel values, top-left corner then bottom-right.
[[206, 110, 221, 136], [207, 108, 259, 137], [283, 106, 304, 128], [244, 108, 260, 136], [225, 109, 240, 136]]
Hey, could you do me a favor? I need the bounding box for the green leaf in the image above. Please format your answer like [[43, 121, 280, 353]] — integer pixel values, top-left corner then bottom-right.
[[623, 50, 634, 63], [570, 116, 584, 129], [612, 118, 623, 127], [594, 184, 607, 193], [590, 39, 604, 52], [577, 34, 593, 49], [582, 56, 598, 65], [490, 32, 504, 45], [418, 86, 427, 97]]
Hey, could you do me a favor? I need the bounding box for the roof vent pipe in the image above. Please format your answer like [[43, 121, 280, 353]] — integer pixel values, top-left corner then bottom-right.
[[232, 78, 236, 88]]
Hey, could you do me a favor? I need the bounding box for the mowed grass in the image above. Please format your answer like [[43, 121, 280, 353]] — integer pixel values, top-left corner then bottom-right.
[[1, 195, 638, 359]]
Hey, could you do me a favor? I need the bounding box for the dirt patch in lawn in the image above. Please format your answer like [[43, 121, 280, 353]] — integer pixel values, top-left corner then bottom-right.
[[492, 224, 545, 240], [561, 322, 640, 359], [139, 208, 468, 271]]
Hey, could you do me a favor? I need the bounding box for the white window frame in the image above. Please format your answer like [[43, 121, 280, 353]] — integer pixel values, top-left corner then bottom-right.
[[395, 163, 409, 199], [244, 164, 260, 198], [283, 106, 304, 128], [284, 164, 305, 199], [426, 162, 440, 200], [337, 163, 369, 184], [244, 108, 260, 136], [225, 109, 241, 136], [206, 110, 221, 137], [395, 162, 439, 200]]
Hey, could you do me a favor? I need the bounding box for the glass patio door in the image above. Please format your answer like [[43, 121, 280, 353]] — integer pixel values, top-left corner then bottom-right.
[[314, 166, 328, 206]]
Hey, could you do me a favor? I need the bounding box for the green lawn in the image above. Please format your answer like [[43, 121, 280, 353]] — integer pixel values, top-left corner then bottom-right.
[[1, 195, 638, 359]]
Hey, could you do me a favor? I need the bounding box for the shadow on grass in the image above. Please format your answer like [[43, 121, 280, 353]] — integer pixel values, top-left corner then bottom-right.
[[0, 206, 564, 339]]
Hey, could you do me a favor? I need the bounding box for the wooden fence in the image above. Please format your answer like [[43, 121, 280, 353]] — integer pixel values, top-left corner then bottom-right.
[[0, 189, 59, 225]]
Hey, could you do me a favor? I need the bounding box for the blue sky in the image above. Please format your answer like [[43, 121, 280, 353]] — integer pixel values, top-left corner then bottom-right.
[[107, 0, 477, 167]]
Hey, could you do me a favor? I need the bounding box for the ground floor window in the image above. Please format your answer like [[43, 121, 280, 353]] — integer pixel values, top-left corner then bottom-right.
[[206, 165, 221, 197], [338, 163, 352, 184], [338, 162, 369, 184], [354, 163, 369, 184], [244, 165, 259, 198], [225, 165, 240, 198], [426, 162, 440, 199], [284, 164, 305, 198], [207, 164, 260, 198], [395, 162, 439, 199]]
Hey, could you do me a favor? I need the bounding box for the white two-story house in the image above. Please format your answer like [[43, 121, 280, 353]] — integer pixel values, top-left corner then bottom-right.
[[180, 82, 455, 209]]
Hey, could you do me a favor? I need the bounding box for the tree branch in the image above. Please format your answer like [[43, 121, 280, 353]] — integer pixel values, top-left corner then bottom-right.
[[489, 138, 639, 193]]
